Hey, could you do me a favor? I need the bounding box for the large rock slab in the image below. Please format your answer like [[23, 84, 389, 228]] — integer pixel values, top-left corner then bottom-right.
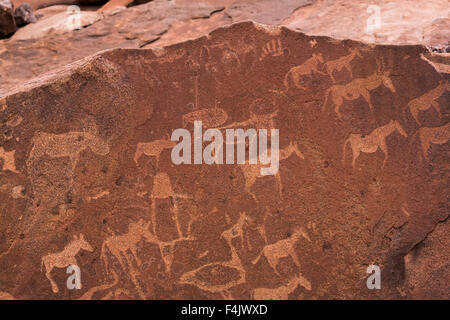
[[0, 21, 448, 299]]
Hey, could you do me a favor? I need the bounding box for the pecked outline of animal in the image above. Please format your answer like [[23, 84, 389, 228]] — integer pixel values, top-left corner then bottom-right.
[[322, 59, 396, 119], [324, 47, 362, 82], [27, 126, 110, 171], [41, 234, 93, 293], [251, 225, 310, 276], [284, 53, 326, 91], [342, 120, 408, 168], [177, 212, 248, 299], [134, 137, 176, 166], [237, 141, 305, 200], [413, 122, 450, 161], [252, 275, 311, 299], [404, 80, 448, 125]]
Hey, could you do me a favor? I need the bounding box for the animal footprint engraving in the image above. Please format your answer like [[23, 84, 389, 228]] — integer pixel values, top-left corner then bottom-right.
[[260, 38, 284, 61]]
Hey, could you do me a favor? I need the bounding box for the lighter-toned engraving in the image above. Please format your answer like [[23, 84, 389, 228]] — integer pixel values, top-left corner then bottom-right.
[[260, 38, 283, 61], [41, 234, 93, 293], [343, 120, 408, 168], [253, 276, 311, 299], [0, 147, 18, 173], [284, 53, 325, 91], [416, 122, 450, 160], [134, 138, 176, 166], [178, 212, 248, 299], [324, 48, 362, 82], [252, 225, 309, 276], [239, 142, 304, 199], [405, 80, 448, 124], [322, 59, 395, 119], [182, 107, 228, 129]]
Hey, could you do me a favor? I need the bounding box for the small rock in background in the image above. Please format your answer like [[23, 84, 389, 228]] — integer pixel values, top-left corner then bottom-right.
[[14, 3, 36, 27], [429, 44, 450, 53], [0, 0, 17, 38]]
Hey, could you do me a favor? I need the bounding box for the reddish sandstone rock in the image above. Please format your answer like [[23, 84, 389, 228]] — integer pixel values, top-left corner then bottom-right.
[[0, 22, 448, 300], [0, 0, 16, 38]]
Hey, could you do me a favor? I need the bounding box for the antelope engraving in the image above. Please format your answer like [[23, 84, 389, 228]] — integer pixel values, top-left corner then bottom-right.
[[252, 225, 310, 276], [253, 276, 311, 299], [41, 234, 93, 293], [28, 126, 110, 172], [322, 59, 396, 119], [134, 138, 176, 166], [284, 53, 325, 91], [405, 80, 448, 125], [416, 122, 450, 160], [324, 48, 362, 82], [101, 219, 155, 299], [343, 120, 408, 168]]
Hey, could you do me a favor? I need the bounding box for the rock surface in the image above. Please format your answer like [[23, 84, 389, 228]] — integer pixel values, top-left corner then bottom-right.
[[0, 22, 448, 299], [0, 0, 16, 38], [1, 0, 449, 93]]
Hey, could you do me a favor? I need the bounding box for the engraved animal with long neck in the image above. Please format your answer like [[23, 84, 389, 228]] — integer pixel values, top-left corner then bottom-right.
[[284, 53, 325, 91], [324, 47, 362, 82], [342, 120, 408, 168], [252, 225, 310, 276], [405, 80, 448, 125], [322, 60, 396, 119], [415, 122, 450, 160]]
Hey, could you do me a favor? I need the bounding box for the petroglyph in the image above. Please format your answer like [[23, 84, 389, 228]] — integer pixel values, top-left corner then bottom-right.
[[6, 115, 23, 127], [79, 270, 119, 300], [343, 120, 408, 168], [284, 53, 325, 90], [405, 80, 448, 125], [252, 225, 309, 277], [28, 127, 109, 170], [239, 141, 304, 199], [182, 107, 228, 129], [322, 60, 396, 119], [416, 122, 450, 160], [0, 147, 18, 173], [11, 185, 25, 199], [253, 276, 311, 299], [324, 48, 362, 82], [134, 139, 176, 166], [101, 219, 153, 299], [260, 38, 284, 60], [218, 109, 279, 131], [178, 213, 248, 299], [41, 234, 93, 293], [150, 172, 192, 241]]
